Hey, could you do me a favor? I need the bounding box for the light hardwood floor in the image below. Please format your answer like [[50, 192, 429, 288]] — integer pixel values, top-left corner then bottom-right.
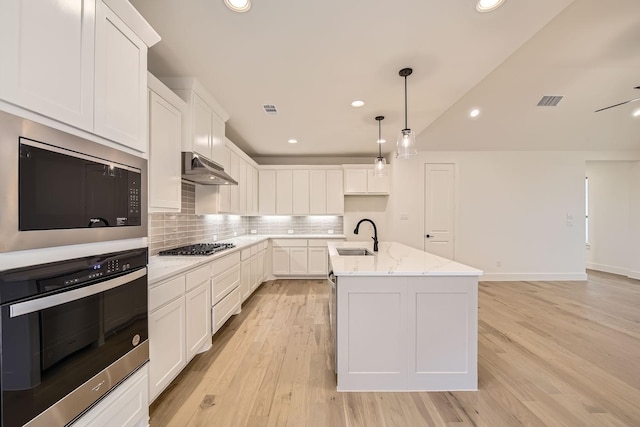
[[150, 271, 640, 426]]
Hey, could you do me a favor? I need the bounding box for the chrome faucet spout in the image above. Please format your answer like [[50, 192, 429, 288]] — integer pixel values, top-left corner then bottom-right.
[[353, 218, 379, 252]]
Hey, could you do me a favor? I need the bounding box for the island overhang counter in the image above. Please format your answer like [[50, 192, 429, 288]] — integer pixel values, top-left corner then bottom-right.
[[327, 241, 483, 392]]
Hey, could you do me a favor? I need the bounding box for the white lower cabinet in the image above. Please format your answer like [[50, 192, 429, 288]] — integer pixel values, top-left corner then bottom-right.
[[148, 263, 211, 402], [185, 280, 211, 360], [212, 287, 241, 333], [272, 239, 341, 276], [290, 247, 308, 275], [211, 252, 241, 334], [240, 242, 267, 302], [308, 246, 328, 275], [271, 247, 291, 275], [240, 258, 251, 301], [72, 365, 149, 427], [148, 293, 186, 402]]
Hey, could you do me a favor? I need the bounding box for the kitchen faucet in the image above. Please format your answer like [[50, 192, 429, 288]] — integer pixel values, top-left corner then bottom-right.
[[353, 218, 378, 252]]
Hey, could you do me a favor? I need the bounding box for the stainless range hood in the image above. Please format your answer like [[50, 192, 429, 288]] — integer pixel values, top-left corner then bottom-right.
[[181, 152, 238, 185]]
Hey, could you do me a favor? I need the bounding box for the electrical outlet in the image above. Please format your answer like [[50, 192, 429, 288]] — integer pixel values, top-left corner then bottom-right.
[[213, 235, 217, 241], [328, 230, 334, 234], [233, 231, 238, 237], [496, 260, 502, 268], [287, 230, 294, 234], [250, 229, 257, 234]]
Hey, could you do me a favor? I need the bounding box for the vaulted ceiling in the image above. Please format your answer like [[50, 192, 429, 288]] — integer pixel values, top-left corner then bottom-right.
[[131, 0, 640, 157]]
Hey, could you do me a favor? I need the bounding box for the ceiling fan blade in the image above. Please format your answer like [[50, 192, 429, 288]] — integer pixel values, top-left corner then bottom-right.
[[595, 97, 640, 113]]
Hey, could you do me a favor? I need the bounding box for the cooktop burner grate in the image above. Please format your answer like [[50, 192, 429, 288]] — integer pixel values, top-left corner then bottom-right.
[[158, 243, 235, 256]]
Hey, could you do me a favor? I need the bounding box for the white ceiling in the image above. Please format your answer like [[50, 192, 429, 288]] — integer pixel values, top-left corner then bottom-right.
[[130, 0, 640, 158]]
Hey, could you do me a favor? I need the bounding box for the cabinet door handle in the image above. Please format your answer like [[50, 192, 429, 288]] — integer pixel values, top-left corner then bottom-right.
[[425, 234, 432, 238]]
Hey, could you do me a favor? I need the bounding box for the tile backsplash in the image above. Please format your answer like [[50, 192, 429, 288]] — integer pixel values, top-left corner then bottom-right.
[[246, 216, 343, 235], [149, 183, 343, 255]]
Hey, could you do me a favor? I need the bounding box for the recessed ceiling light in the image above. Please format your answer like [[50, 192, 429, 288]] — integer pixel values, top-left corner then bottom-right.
[[288, 139, 298, 144], [633, 109, 640, 118], [469, 108, 481, 118], [476, 0, 506, 12], [351, 100, 365, 108], [224, 0, 251, 13]]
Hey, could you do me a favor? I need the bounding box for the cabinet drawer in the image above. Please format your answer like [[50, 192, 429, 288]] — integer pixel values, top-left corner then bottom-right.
[[250, 245, 258, 256], [212, 287, 240, 334], [272, 239, 307, 247], [212, 265, 240, 305], [240, 248, 251, 261], [186, 264, 210, 292], [259, 241, 268, 251], [211, 251, 240, 275], [308, 239, 330, 247], [149, 275, 185, 311]]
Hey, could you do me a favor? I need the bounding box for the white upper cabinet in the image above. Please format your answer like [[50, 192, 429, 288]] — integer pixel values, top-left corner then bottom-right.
[[292, 170, 310, 215], [94, 0, 147, 152], [259, 170, 277, 214], [162, 77, 229, 166], [343, 165, 390, 195], [0, 0, 159, 153], [276, 170, 294, 215], [326, 169, 345, 214], [0, 0, 95, 130], [311, 169, 344, 214], [259, 167, 344, 215], [309, 170, 327, 213], [195, 140, 258, 216], [148, 73, 185, 212], [192, 93, 213, 159]]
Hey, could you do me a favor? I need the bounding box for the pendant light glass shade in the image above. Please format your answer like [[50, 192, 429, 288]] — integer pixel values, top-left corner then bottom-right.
[[396, 68, 418, 159], [396, 128, 417, 159], [373, 116, 388, 176], [373, 156, 387, 176]]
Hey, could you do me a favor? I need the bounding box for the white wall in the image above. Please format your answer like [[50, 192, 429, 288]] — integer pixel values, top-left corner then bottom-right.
[[343, 196, 390, 244], [630, 163, 640, 279], [388, 151, 588, 281], [586, 161, 640, 279]]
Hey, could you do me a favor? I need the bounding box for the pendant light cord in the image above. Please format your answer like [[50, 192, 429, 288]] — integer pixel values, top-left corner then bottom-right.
[[404, 75, 408, 130], [378, 119, 383, 157]]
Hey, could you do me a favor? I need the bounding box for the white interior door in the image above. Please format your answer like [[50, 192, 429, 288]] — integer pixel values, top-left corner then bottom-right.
[[424, 163, 455, 259]]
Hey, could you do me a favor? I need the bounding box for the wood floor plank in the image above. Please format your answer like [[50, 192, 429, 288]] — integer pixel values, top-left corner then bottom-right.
[[150, 271, 640, 426]]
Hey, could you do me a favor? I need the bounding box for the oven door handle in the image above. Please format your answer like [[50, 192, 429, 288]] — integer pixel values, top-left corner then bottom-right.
[[9, 267, 147, 318]]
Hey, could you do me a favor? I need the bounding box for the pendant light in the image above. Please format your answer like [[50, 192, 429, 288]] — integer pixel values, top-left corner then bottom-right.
[[373, 116, 387, 176], [396, 67, 418, 158]]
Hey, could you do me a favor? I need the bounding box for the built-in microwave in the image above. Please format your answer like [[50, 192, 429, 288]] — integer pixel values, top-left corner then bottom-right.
[[0, 110, 147, 253]]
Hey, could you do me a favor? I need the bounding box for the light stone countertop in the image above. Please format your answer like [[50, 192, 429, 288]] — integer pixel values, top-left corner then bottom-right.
[[327, 241, 482, 277], [148, 234, 346, 285]]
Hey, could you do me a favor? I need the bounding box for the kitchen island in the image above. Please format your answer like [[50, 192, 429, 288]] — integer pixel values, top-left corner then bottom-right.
[[327, 241, 482, 392]]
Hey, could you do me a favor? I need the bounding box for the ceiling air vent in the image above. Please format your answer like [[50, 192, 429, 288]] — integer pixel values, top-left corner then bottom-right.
[[262, 104, 278, 115], [537, 95, 563, 107]]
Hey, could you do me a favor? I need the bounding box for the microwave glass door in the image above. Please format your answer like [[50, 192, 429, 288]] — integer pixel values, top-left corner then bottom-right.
[[18, 138, 141, 231]]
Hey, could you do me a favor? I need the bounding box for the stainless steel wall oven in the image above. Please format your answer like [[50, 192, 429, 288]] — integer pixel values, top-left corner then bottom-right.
[[0, 110, 147, 253], [0, 247, 149, 427]]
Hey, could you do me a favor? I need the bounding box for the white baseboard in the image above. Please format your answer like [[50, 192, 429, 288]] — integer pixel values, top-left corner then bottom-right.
[[586, 262, 629, 276], [480, 272, 588, 282]]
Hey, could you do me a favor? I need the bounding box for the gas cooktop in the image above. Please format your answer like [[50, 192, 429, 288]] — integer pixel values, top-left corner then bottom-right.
[[158, 243, 235, 256]]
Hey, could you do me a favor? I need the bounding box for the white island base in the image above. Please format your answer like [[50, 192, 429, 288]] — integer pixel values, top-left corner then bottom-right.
[[329, 241, 481, 392]]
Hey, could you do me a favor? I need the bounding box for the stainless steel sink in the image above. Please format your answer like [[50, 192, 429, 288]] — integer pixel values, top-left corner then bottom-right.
[[336, 248, 374, 256]]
